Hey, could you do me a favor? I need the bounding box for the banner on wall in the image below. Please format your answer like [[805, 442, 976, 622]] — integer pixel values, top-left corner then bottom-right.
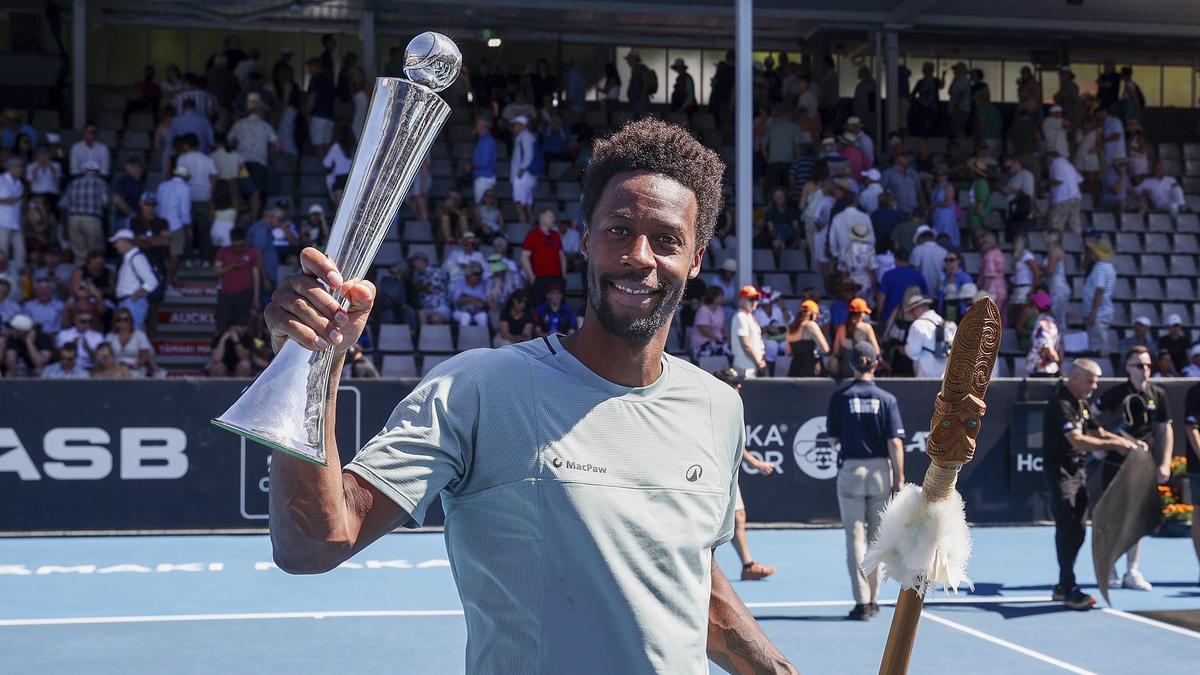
[[2, 378, 1197, 533]]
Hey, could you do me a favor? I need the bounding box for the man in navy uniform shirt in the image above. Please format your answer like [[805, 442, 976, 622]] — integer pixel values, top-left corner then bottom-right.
[[825, 342, 906, 621]]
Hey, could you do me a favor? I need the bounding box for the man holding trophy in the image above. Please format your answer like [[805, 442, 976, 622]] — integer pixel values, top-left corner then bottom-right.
[[222, 32, 794, 675]]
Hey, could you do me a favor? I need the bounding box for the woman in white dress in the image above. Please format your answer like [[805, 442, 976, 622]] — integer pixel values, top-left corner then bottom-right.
[[106, 307, 156, 378], [322, 127, 356, 204]]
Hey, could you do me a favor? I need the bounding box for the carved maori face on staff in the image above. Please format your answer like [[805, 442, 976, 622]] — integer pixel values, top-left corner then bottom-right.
[[925, 298, 1002, 466]]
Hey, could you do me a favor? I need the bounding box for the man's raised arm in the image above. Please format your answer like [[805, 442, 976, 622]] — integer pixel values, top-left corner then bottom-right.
[[264, 247, 407, 574]]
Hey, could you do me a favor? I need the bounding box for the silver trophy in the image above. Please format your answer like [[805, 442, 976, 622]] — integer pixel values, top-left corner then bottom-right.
[[212, 32, 461, 465]]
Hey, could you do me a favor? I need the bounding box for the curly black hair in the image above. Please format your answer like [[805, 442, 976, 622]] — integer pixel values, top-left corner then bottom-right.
[[581, 118, 725, 251]]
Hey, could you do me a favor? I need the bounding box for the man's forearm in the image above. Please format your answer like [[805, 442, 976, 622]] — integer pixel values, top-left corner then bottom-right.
[[268, 353, 356, 573], [889, 437, 905, 485], [708, 557, 795, 674]]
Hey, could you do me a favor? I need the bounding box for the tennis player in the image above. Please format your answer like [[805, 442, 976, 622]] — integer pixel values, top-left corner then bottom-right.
[[263, 118, 796, 674]]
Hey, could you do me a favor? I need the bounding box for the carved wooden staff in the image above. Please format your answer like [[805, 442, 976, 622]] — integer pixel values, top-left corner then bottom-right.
[[864, 297, 1001, 675]]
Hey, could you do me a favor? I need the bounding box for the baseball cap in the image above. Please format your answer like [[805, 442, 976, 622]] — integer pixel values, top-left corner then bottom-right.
[[913, 225, 935, 244], [850, 342, 878, 372], [140, 191, 157, 204], [862, 168, 881, 182], [760, 286, 781, 303], [848, 297, 871, 314], [846, 116, 863, 128], [1192, 344, 1200, 358], [408, 250, 428, 262], [461, 231, 478, 241], [173, 165, 191, 178], [1134, 316, 1152, 327], [308, 204, 325, 215], [108, 228, 135, 242], [957, 282, 978, 300], [720, 259, 737, 272], [800, 299, 820, 315], [739, 285, 761, 299], [8, 314, 33, 332], [1168, 314, 1183, 326], [1049, 105, 1063, 113], [511, 115, 529, 126], [0, 273, 11, 287], [45, 132, 61, 144]]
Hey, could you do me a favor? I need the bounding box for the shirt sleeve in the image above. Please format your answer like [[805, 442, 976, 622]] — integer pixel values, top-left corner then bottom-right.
[[1056, 399, 1082, 436], [732, 313, 752, 338], [344, 352, 485, 527], [887, 397, 906, 440], [826, 392, 843, 439]]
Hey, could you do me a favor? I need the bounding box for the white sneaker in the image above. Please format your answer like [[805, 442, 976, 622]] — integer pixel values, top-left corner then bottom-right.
[[1108, 570, 1122, 589], [1123, 570, 1152, 591]]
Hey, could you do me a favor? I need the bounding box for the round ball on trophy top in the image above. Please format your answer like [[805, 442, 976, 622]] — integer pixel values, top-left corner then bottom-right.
[[404, 32, 462, 92]]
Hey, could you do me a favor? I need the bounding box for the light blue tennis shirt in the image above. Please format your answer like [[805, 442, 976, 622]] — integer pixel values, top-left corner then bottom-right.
[[346, 334, 743, 674]]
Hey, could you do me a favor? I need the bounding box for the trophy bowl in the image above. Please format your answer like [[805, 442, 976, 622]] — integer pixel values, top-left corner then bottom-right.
[[211, 33, 461, 465]]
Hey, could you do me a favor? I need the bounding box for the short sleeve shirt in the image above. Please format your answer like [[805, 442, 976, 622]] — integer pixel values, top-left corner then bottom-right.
[[826, 380, 905, 461], [1042, 381, 1097, 463], [1097, 380, 1170, 445], [523, 229, 563, 278], [730, 310, 762, 371], [215, 246, 261, 295], [345, 336, 743, 673]]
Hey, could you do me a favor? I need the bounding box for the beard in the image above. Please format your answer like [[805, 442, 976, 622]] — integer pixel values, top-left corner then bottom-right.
[[585, 258, 685, 343]]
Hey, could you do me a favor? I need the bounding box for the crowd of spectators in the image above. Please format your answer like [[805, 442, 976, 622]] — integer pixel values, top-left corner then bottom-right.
[[0, 36, 1196, 380]]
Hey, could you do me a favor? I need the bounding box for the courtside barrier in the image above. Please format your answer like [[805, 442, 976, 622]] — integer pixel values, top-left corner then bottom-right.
[[2, 378, 1197, 533]]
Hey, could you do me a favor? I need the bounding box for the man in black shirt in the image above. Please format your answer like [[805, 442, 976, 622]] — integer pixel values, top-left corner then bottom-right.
[[129, 192, 170, 275], [1042, 358, 1140, 610], [1095, 346, 1171, 590], [305, 58, 336, 156], [826, 343, 906, 621], [1159, 314, 1190, 373], [1182, 383, 1200, 581]]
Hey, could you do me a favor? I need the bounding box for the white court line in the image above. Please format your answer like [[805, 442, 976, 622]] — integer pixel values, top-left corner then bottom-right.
[[1101, 608, 1200, 639], [921, 611, 1096, 674], [0, 609, 465, 627], [0, 596, 1055, 627], [746, 594, 1052, 609]]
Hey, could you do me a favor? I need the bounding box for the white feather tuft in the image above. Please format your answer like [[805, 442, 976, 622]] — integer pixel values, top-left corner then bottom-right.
[[862, 483, 973, 597]]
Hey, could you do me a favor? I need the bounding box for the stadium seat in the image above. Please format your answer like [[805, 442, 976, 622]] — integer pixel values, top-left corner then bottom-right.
[[1187, 160, 1200, 177], [548, 161, 571, 180], [298, 175, 326, 196], [1063, 231, 1083, 253], [1169, 255, 1198, 276], [794, 272, 824, 294], [418, 325, 454, 353], [1175, 234, 1200, 254], [32, 109, 59, 130], [1134, 277, 1164, 301], [1147, 214, 1174, 232], [1166, 277, 1195, 299], [404, 220, 434, 242], [1012, 356, 1027, 376], [381, 355, 417, 378], [376, 241, 403, 266], [565, 272, 584, 293], [1113, 254, 1138, 276], [1115, 233, 1141, 254], [774, 356, 792, 376], [697, 355, 730, 373], [1113, 302, 1130, 326], [1139, 255, 1166, 275], [378, 324, 415, 353], [762, 272, 794, 296], [1144, 233, 1171, 254], [1160, 143, 1182, 159], [752, 249, 776, 271], [506, 222, 532, 243], [779, 249, 808, 271], [961, 252, 981, 275], [1184, 143, 1200, 160], [1177, 213, 1200, 233], [555, 182, 582, 202], [456, 325, 491, 351], [127, 112, 154, 132], [300, 156, 325, 173], [98, 111, 122, 130], [1164, 159, 1184, 177], [421, 354, 452, 376], [1091, 212, 1117, 232]]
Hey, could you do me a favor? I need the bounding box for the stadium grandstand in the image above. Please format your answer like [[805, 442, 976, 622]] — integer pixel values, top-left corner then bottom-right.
[[2, 1, 1200, 380]]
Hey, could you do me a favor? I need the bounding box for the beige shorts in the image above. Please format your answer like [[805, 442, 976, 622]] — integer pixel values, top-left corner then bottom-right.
[[169, 228, 187, 256]]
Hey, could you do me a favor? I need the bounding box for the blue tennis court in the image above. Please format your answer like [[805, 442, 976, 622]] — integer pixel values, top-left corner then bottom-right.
[[2, 526, 1197, 673]]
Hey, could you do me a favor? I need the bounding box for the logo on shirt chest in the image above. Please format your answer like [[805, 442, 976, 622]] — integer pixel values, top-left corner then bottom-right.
[[550, 456, 607, 474], [685, 464, 703, 482]]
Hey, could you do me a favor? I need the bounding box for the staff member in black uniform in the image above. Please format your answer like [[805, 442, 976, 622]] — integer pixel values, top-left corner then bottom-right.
[[825, 342, 906, 621], [1095, 345, 1171, 591], [1043, 358, 1142, 610], [1183, 382, 1200, 583]]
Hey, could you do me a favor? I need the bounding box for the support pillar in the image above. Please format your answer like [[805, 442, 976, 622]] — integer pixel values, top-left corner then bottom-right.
[[73, 0, 86, 130], [735, 0, 752, 289]]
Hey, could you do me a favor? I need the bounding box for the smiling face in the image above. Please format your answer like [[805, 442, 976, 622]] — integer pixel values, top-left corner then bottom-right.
[[582, 171, 702, 343]]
